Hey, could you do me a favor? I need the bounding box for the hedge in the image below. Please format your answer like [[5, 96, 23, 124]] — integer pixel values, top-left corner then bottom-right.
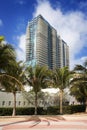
[[0, 105, 86, 116]]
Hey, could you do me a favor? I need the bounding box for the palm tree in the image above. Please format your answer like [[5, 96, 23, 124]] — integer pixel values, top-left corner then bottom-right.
[[0, 37, 25, 115], [70, 81, 86, 104], [0, 36, 16, 74], [0, 36, 4, 43], [25, 65, 49, 115], [0, 61, 25, 116], [70, 59, 87, 112], [52, 66, 72, 114]]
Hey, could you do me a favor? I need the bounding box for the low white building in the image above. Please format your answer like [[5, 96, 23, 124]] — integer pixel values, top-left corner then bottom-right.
[[0, 91, 54, 108], [0, 90, 78, 108], [0, 91, 32, 108]]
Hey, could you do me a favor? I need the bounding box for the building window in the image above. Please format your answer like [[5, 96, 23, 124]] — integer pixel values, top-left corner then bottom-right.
[[19, 101, 21, 106], [2, 101, 5, 106], [9, 101, 11, 106], [23, 101, 25, 106]]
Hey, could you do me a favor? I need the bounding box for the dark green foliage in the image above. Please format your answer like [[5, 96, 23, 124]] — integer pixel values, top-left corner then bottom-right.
[[37, 107, 59, 115], [37, 107, 45, 115], [0, 43, 16, 72], [70, 59, 87, 112], [0, 107, 35, 116], [0, 105, 86, 116], [63, 105, 86, 114], [16, 107, 35, 115], [47, 106, 59, 115], [0, 108, 13, 116]]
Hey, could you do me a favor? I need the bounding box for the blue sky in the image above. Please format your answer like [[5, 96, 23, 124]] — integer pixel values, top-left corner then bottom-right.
[[0, 0, 87, 69]]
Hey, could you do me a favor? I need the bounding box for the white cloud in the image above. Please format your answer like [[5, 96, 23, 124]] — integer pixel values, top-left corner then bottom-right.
[[0, 19, 3, 26], [70, 56, 87, 68], [16, 34, 26, 61], [33, 0, 87, 69]]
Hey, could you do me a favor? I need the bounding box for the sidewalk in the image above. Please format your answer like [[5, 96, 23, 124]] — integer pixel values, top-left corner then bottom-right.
[[0, 114, 87, 130]]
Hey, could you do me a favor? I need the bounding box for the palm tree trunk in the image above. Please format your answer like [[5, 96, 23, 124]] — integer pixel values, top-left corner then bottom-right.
[[35, 92, 38, 115], [12, 92, 16, 116], [59, 90, 63, 114], [85, 97, 87, 113]]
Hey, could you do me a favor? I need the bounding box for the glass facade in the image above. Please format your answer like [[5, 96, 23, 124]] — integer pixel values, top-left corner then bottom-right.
[[26, 17, 38, 66], [26, 15, 69, 69]]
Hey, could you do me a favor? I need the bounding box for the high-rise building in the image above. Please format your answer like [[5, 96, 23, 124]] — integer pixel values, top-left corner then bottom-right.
[[26, 15, 69, 69]]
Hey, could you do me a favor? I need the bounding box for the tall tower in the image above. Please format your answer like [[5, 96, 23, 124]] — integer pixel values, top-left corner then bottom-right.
[[57, 36, 69, 68], [26, 15, 69, 69]]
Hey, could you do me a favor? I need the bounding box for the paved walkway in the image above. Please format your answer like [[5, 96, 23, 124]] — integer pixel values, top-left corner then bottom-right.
[[0, 114, 87, 130]]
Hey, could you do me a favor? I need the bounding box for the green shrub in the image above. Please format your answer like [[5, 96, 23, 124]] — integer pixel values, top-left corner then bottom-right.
[[0, 105, 86, 116], [0, 108, 12, 116], [47, 106, 59, 115], [16, 107, 35, 115], [63, 105, 86, 114]]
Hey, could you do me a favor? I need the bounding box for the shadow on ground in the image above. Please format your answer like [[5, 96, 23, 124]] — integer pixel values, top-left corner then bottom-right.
[[0, 115, 66, 128]]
